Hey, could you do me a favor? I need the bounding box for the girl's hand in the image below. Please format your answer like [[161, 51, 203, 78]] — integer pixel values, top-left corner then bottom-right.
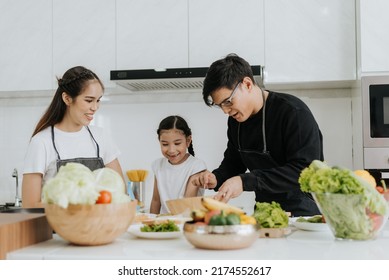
[[213, 176, 243, 202], [190, 170, 217, 189]]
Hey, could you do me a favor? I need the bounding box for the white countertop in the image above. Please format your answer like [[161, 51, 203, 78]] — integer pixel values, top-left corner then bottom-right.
[[6, 222, 389, 260]]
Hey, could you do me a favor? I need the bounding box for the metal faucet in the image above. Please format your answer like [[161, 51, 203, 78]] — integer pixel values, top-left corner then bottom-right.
[[12, 168, 21, 207]]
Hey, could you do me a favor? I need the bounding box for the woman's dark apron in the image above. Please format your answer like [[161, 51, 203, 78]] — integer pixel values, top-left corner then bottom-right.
[[51, 126, 105, 171], [237, 90, 320, 216]]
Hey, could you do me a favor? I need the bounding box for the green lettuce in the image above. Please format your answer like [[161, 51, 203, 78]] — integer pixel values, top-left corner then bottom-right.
[[94, 167, 125, 193], [253, 201, 289, 228], [140, 220, 179, 232], [42, 163, 98, 208]]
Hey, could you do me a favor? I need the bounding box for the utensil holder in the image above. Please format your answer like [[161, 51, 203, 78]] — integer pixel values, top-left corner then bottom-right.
[[128, 181, 145, 212]]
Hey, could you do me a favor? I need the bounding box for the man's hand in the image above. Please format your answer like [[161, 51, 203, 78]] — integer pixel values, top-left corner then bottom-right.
[[213, 176, 243, 202]]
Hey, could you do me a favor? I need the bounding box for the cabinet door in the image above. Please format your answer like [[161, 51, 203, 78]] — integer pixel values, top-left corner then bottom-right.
[[188, 0, 264, 67], [360, 0, 389, 73], [52, 0, 116, 88], [0, 0, 52, 91], [264, 0, 356, 83], [116, 0, 188, 70]]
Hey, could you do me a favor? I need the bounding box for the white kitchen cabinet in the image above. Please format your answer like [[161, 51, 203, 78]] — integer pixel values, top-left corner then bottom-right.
[[264, 0, 356, 84], [52, 0, 116, 87], [359, 0, 389, 74], [116, 0, 188, 70], [0, 0, 52, 91], [188, 0, 265, 67]]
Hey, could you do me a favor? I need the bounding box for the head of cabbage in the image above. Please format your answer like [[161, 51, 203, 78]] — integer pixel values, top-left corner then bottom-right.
[[42, 162, 130, 208]]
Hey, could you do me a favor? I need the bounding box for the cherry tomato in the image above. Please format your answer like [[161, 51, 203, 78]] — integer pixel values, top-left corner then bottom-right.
[[96, 190, 112, 204]]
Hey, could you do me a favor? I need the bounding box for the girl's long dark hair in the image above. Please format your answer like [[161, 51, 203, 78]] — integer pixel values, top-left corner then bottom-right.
[[32, 66, 104, 137], [157, 115, 195, 156]]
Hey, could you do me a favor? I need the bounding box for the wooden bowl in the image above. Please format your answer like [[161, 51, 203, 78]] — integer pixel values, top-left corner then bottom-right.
[[44, 200, 137, 245], [166, 197, 207, 215]]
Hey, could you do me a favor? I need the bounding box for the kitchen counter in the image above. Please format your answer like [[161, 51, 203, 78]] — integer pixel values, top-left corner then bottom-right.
[[0, 213, 52, 259], [6, 222, 389, 260]]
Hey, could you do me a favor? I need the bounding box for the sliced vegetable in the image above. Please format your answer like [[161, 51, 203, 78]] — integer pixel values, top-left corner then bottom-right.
[[140, 220, 179, 232], [296, 215, 324, 223]]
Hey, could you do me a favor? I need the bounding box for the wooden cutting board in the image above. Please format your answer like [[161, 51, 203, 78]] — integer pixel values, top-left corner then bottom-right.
[[0, 213, 53, 259]]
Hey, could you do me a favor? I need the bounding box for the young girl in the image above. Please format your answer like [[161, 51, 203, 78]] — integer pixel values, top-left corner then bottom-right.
[[22, 66, 125, 208], [150, 115, 206, 214]]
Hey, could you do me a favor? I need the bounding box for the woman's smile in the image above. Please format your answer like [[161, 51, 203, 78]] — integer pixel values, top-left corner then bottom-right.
[[85, 113, 94, 121]]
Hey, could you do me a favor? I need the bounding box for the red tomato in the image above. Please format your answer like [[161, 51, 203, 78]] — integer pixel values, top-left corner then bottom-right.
[[376, 186, 384, 194], [96, 190, 112, 204], [368, 213, 384, 231], [204, 210, 222, 224]]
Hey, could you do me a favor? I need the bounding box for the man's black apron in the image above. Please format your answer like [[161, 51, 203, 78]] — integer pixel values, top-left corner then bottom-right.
[[237, 90, 320, 216], [51, 126, 105, 171]]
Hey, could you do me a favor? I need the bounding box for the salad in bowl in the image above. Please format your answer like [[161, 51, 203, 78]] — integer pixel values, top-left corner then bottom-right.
[[299, 160, 389, 240]]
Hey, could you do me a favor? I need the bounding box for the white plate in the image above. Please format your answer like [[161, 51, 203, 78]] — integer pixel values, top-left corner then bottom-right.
[[154, 215, 192, 224], [127, 224, 183, 239], [291, 217, 330, 232]]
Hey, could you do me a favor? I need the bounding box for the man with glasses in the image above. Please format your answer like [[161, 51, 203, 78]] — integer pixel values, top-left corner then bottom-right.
[[191, 53, 323, 217]]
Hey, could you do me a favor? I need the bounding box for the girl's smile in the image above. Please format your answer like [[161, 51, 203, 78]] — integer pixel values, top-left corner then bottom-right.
[[159, 129, 191, 165]]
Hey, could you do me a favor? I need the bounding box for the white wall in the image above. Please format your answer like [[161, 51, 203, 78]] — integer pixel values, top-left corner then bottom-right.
[[0, 87, 353, 214]]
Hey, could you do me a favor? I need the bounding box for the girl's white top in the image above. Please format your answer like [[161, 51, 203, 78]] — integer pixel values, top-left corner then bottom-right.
[[151, 154, 206, 214]]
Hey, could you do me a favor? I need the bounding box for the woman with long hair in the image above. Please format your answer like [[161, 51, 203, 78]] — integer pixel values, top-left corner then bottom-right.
[[22, 66, 124, 208]]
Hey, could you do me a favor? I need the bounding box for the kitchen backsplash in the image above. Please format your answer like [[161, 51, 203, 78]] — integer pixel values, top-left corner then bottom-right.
[[0, 87, 354, 212]]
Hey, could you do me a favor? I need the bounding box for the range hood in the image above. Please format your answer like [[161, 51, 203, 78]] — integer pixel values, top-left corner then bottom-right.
[[110, 66, 262, 92]]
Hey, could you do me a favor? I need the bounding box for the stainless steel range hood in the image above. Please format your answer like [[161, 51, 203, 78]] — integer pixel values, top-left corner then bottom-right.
[[110, 66, 262, 92]]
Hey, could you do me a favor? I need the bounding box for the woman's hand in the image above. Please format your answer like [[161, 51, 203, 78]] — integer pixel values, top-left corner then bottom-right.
[[190, 170, 217, 190], [213, 176, 243, 202]]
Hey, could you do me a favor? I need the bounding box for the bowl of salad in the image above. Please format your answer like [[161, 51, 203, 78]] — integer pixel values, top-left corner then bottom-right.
[[299, 160, 389, 240], [42, 163, 137, 245], [312, 193, 387, 240]]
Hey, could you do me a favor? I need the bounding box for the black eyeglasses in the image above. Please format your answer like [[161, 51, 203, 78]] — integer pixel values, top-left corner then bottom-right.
[[211, 81, 241, 109]]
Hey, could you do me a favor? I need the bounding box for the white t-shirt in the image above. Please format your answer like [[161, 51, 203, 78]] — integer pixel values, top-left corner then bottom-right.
[[23, 125, 120, 186], [151, 155, 206, 214]]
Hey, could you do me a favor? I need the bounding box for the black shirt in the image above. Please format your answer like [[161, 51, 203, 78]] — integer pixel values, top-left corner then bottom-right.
[[213, 91, 323, 216]]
